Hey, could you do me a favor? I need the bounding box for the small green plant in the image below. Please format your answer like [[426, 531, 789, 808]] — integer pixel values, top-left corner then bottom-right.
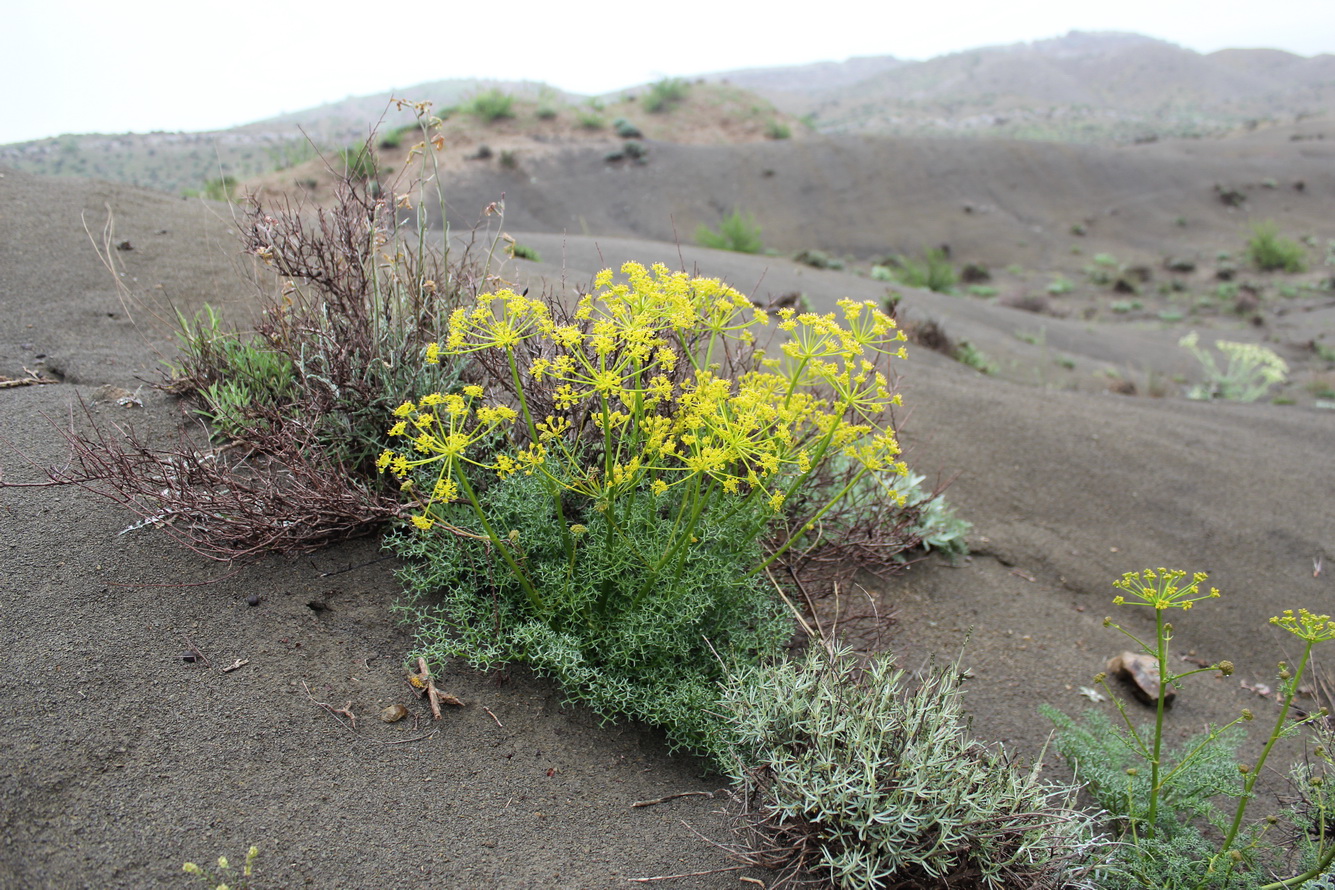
[[643, 77, 689, 113], [498, 149, 518, 170], [465, 88, 515, 123], [954, 340, 995, 374], [169, 306, 295, 440], [507, 241, 539, 261], [576, 110, 605, 130], [1179, 331, 1288, 401], [202, 176, 238, 202], [382, 264, 911, 754], [1248, 221, 1307, 273], [1046, 570, 1335, 889], [892, 248, 957, 293], [612, 118, 642, 138], [967, 284, 999, 298], [695, 210, 764, 254], [1048, 277, 1075, 295], [183, 846, 259, 890], [765, 119, 791, 140], [725, 644, 1103, 889], [791, 249, 843, 270]]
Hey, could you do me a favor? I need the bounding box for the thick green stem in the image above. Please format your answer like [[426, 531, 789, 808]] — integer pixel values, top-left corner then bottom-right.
[[452, 464, 543, 612], [1144, 608, 1170, 836], [747, 466, 867, 578], [1221, 641, 1316, 854], [1259, 838, 1335, 889]]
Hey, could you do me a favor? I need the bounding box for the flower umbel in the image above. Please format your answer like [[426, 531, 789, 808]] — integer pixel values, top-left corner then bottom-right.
[[1111, 568, 1219, 611], [1271, 609, 1335, 643]]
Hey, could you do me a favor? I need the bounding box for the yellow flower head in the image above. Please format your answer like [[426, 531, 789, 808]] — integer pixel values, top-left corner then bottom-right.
[[1112, 568, 1219, 611], [1271, 609, 1335, 644]]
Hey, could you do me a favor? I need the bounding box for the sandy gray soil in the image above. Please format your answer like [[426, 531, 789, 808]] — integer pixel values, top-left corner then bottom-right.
[[1, 123, 1333, 888]]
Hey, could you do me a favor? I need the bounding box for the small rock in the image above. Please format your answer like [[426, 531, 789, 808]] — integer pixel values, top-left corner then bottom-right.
[[380, 704, 410, 723], [245, 593, 261, 607], [1107, 651, 1175, 707]]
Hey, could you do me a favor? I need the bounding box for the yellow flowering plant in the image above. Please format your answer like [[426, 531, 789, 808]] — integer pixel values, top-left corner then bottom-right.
[[383, 262, 908, 609], [383, 262, 911, 753], [1044, 571, 1335, 890]]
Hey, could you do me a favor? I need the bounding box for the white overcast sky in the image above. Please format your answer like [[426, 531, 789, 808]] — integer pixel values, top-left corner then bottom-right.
[[4, 0, 1332, 145]]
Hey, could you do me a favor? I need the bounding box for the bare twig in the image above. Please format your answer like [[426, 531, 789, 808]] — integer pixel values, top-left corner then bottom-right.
[[301, 680, 357, 731], [179, 634, 212, 668], [221, 659, 249, 673], [378, 730, 439, 746], [482, 706, 504, 728], [631, 791, 715, 809], [628, 865, 753, 883]]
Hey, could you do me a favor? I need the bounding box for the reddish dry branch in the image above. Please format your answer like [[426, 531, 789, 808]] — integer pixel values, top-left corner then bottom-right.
[[35, 403, 399, 562]]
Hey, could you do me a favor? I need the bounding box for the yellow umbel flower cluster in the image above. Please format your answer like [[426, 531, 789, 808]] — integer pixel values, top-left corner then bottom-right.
[[382, 262, 909, 531]]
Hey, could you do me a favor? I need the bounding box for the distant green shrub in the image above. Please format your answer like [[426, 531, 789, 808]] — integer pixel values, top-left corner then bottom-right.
[[508, 241, 539, 261], [612, 117, 642, 138], [576, 111, 605, 130], [792, 249, 843, 270], [201, 176, 238, 202], [465, 89, 515, 123], [1247, 220, 1307, 272], [954, 340, 995, 374], [894, 248, 957, 293], [765, 119, 791, 140], [535, 105, 559, 120], [696, 210, 764, 254], [643, 77, 689, 113]]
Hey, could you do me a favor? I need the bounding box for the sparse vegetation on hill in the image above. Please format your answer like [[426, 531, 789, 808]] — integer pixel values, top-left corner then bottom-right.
[[1247, 220, 1307, 273], [696, 210, 764, 253]]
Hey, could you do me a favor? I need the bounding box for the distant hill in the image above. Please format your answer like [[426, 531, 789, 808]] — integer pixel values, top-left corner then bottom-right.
[[3, 30, 1332, 195], [708, 31, 1335, 141]]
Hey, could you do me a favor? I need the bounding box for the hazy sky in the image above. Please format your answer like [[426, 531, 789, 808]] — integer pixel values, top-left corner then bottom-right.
[[4, 0, 1332, 145]]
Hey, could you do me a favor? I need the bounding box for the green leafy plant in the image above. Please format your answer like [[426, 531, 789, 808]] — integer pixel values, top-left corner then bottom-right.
[[954, 340, 995, 374], [765, 119, 791, 140], [643, 77, 689, 113], [891, 248, 957, 293], [1248, 221, 1307, 273], [507, 241, 540, 262], [724, 644, 1104, 889], [695, 210, 764, 254], [612, 117, 642, 138], [1179, 331, 1288, 401], [1046, 569, 1335, 889], [791, 249, 843, 270], [183, 846, 259, 890], [381, 264, 912, 754], [465, 88, 515, 123], [576, 110, 605, 130], [201, 176, 238, 202]]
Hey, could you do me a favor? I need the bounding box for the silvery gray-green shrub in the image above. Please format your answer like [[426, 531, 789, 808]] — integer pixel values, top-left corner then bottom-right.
[[722, 644, 1107, 889]]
